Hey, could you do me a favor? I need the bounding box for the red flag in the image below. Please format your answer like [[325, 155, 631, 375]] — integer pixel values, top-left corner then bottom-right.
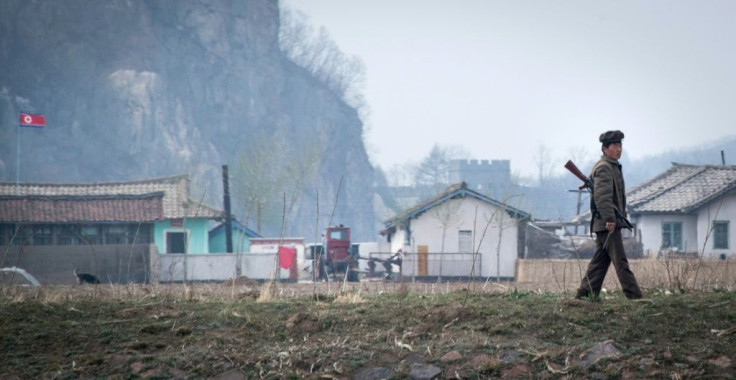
[[278, 246, 296, 270], [19, 113, 46, 127]]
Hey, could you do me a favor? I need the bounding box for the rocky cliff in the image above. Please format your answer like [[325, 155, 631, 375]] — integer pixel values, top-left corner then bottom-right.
[[0, 0, 375, 241]]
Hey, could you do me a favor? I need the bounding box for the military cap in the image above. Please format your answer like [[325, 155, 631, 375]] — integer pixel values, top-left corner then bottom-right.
[[599, 130, 624, 144]]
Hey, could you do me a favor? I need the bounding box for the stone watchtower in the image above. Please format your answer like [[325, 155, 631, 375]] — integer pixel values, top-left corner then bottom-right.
[[448, 159, 512, 199]]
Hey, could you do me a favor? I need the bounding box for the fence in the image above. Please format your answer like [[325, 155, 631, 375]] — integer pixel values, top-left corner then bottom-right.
[[516, 257, 736, 291]]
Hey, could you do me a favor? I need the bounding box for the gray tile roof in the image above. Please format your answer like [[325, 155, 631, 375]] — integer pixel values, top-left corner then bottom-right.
[[0, 175, 223, 220], [383, 182, 530, 231], [571, 163, 736, 222], [0, 193, 164, 223], [628, 164, 736, 214]]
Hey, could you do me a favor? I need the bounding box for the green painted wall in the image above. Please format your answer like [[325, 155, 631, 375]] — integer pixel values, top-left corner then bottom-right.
[[154, 219, 210, 254], [209, 227, 252, 253]]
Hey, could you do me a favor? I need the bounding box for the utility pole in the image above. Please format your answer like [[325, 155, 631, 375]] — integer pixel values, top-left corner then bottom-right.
[[568, 189, 586, 235], [222, 165, 233, 253]]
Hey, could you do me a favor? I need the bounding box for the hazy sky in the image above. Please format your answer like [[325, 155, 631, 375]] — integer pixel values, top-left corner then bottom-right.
[[282, 0, 736, 177]]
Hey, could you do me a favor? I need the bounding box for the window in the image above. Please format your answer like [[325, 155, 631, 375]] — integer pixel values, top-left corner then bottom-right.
[[166, 231, 187, 253], [80, 226, 101, 245], [131, 224, 153, 244], [662, 222, 682, 250], [57, 226, 81, 245], [458, 230, 472, 253], [14, 225, 33, 246], [32, 225, 53, 245], [105, 226, 128, 244], [0, 224, 10, 245], [713, 221, 729, 250], [329, 230, 347, 240]]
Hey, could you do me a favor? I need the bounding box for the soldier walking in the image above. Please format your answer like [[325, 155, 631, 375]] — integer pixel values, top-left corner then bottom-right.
[[576, 130, 642, 300]]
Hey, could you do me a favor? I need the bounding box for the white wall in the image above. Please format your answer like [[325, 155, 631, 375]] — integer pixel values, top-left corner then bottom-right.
[[696, 193, 736, 258], [637, 214, 698, 255], [400, 197, 520, 279], [154, 253, 296, 282], [635, 191, 736, 257], [250, 238, 307, 280], [390, 228, 408, 254], [155, 253, 238, 282]]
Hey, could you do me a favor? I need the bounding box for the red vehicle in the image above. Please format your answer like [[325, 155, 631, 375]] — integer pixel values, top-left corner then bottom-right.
[[314, 225, 359, 281]]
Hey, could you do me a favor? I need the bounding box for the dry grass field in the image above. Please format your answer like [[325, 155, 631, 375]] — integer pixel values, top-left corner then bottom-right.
[[0, 276, 735, 379]]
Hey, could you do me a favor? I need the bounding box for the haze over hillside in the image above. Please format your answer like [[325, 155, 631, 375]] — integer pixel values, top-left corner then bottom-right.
[[0, 0, 375, 241], [1, 0, 733, 240]]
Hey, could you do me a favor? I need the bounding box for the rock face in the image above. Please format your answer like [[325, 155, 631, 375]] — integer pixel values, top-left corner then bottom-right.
[[0, 0, 375, 240]]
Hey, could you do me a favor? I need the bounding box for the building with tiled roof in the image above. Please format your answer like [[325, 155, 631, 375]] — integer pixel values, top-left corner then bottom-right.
[[380, 182, 531, 280], [0, 175, 222, 220], [626, 163, 736, 257], [0, 193, 165, 223], [0, 175, 224, 255]]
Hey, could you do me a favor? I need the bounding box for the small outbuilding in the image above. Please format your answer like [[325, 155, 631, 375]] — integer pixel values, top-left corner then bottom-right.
[[380, 182, 531, 280]]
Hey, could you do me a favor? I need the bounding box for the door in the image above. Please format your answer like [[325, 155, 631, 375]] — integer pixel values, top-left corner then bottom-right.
[[166, 232, 187, 254], [417, 245, 428, 276]]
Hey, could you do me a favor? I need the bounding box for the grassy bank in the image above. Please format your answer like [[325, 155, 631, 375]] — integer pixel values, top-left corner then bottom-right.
[[0, 284, 734, 379]]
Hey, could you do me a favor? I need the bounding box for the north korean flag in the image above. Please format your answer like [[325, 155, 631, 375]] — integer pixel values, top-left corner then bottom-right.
[[19, 113, 46, 127]]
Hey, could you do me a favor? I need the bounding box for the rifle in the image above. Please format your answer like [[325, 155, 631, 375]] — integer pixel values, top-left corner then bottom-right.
[[564, 160, 593, 192], [564, 160, 634, 230]]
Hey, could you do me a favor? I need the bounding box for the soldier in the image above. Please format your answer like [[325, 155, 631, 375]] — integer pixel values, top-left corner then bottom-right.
[[576, 130, 642, 300]]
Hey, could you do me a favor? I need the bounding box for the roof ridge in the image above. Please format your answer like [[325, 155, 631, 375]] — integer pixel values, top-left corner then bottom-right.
[[628, 164, 706, 207], [0, 192, 165, 201], [0, 174, 188, 188], [681, 167, 736, 212], [383, 182, 529, 226]]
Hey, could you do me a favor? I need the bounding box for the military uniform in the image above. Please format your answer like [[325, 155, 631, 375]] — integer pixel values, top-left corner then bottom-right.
[[576, 131, 642, 300]]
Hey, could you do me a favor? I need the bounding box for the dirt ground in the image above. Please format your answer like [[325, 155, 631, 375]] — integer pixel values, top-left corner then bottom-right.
[[1, 280, 735, 379]]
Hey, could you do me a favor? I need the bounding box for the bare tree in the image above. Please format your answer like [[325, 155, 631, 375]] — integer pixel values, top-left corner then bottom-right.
[[533, 143, 555, 187], [414, 144, 453, 197], [232, 130, 324, 236], [383, 162, 421, 211], [567, 145, 593, 167], [432, 198, 463, 279], [233, 136, 283, 235], [279, 7, 367, 114]]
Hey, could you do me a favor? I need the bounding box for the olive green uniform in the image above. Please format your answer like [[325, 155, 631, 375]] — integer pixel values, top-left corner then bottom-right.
[[576, 155, 642, 299]]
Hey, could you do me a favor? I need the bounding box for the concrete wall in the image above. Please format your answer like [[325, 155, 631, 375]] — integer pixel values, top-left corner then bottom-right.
[[0, 244, 153, 284], [153, 252, 296, 283], [516, 258, 736, 290]]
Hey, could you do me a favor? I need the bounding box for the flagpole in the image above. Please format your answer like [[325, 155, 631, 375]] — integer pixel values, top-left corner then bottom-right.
[[16, 119, 20, 196], [15, 112, 45, 195]]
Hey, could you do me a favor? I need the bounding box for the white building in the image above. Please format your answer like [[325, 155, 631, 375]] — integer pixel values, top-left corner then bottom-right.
[[627, 163, 736, 257], [380, 182, 530, 280]]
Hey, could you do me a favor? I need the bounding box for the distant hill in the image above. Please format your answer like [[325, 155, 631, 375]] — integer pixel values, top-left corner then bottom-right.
[[0, 0, 375, 240], [625, 135, 736, 187]]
